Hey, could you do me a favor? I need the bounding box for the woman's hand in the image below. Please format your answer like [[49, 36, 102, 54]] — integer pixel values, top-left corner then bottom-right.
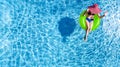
[[104, 11, 108, 16]]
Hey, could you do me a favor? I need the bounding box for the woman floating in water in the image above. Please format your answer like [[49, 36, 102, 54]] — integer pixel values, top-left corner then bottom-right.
[[83, 4, 107, 41]]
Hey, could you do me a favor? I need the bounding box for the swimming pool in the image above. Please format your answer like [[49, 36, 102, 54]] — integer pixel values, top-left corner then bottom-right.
[[0, 0, 120, 67]]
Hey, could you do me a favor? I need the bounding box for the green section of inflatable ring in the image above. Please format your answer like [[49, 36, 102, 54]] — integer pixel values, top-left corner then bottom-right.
[[79, 10, 100, 31]]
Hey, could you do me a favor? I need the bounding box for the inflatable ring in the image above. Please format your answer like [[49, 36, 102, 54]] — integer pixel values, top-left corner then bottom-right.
[[78, 10, 100, 31]]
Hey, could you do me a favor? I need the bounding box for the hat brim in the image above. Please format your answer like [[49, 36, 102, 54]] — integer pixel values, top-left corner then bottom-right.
[[88, 4, 101, 14], [89, 8, 101, 14]]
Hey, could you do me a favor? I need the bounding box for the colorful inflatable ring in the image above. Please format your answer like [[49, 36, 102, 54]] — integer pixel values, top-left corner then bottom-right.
[[78, 10, 100, 31]]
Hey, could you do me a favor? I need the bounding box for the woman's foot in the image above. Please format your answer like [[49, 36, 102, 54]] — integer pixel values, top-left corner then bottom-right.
[[84, 36, 87, 41]]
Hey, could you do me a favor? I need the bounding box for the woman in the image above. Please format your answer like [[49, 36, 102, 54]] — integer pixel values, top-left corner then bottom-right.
[[83, 4, 107, 41]]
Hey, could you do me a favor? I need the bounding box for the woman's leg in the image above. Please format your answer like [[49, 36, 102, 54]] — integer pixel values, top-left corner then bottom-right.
[[89, 22, 93, 32], [84, 21, 93, 41], [84, 21, 90, 40]]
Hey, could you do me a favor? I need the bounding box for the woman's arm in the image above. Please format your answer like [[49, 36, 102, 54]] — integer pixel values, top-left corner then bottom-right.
[[83, 11, 87, 16], [83, 9, 89, 16], [98, 14, 105, 18], [98, 11, 108, 18]]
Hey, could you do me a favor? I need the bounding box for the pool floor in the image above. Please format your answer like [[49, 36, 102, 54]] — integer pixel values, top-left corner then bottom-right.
[[0, 0, 120, 67]]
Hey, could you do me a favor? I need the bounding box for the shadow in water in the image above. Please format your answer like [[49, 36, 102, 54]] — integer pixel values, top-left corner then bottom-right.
[[58, 17, 76, 42]]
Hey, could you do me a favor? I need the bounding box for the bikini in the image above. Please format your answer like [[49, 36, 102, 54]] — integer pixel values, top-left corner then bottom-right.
[[86, 11, 94, 23], [86, 18, 93, 23]]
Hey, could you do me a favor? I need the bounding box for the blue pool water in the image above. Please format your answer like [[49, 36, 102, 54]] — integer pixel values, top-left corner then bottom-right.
[[0, 0, 120, 67]]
